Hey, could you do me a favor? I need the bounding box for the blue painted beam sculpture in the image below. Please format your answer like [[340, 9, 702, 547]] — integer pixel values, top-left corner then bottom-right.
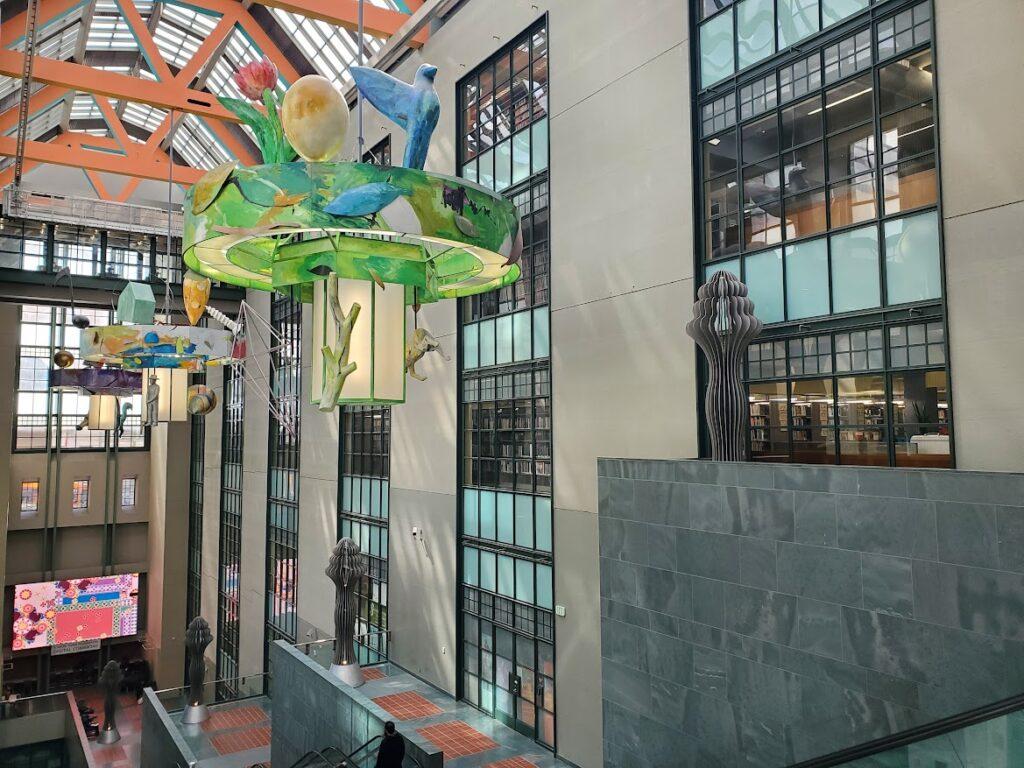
[[686, 271, 762, 461], [350, 64, 440, 169]]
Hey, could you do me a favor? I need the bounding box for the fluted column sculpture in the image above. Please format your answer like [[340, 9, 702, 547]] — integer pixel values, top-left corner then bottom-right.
[[182, 616, 213, 724], [686, 271, 762, 461], [97, 660, 123, 744], [326, 537, 368, 686]]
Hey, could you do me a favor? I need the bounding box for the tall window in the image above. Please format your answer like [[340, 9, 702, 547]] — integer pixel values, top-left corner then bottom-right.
[[15, 304, 145, 450], [457, 19, 555, 750], [20, 481, 40, 514], [338, 406, 390, 664], [694, 0, 949, 467], [71, 479, 89, 510], [120, 477, 137, 509], [266, 292, 301, 667], [186, 368, 206, 628], [216, 364, 244, 697]]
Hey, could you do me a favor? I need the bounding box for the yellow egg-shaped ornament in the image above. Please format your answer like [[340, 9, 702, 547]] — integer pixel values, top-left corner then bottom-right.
[[183, 269, 212, 326], [281, 75, 349, 162]]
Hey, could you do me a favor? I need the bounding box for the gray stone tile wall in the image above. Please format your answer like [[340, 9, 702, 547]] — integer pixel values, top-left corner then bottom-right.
[[597, 459, 1024, 767], [270, 641, 443, 768], [139, 688, 199, 767]]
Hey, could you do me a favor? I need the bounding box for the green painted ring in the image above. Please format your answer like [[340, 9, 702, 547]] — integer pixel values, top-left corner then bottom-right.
[[182, 161, 522, 302]]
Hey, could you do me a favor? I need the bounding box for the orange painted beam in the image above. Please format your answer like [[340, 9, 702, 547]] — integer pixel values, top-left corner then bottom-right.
[[0, 159, 40, 188], [0, 133, 204, 184], [114, 177, 141, 202], [0, 85, 67, 133], [204, 118, 259, 166], [84, 169, 113, 199], [175, 16, 235, 86], [253, 0, 425, 44], [1, 0, 85, 48], [0, 51, 240, 123]]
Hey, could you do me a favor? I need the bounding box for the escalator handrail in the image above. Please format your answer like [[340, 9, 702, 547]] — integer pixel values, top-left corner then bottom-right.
[[788, 689, 1024, 767], [343, 734, 383, 763]]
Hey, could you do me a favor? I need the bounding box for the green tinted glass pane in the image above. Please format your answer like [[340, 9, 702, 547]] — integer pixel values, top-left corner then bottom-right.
[[342, 476, 351, 511], [478, 148, 495, 190], [779, 0, 820, 48], [498, 555, 515, 596], [885, 210, 942, 305], [831, 224, 880, 312], [822, 0, 869, 26], [514, 495, 534, 548], [381, 480, 389, 519], [737, 0, 776, 70], [785, 237, 829, 318], [706, 258, 740, 283], [463, 323, 479, 369], [479, 319, 496, 366], [512, 130, 530, 184], [480, 490, 497, 539], [461, 159, 478, 183], [463, 487, 479, 537], [495, 139, 512, 191], [536, 564, 553, 609], [381, 528, 388, 559], [532, 118, 548, 173], [745, 248, 784, 323], [516, 559, 535, 604], [464, 548, 479, 589], [535, 497, 552, 551], [533, 307, 549, 358], [480, 550, 496, 591], [513, 310, 532, 362], [497, 492, 514, 543], [700, 11, 735, 88], [369, 479, 380, 516]]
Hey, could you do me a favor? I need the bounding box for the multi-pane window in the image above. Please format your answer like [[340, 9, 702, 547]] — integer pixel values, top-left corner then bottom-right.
[[747, 318, 949, 466], [363, 135, 392, 166], [217, 364, 244, 697], [0, 216, 46, 270], [15, 305, 145, 451], [120, 477, 137, 509], [458, 23, 549, 192], [187, 369, 206, 628], [457, 19, 555, 750], [339, 406, 391, 664], [266, 293, 301, 663], [20, 481, 40, 514], [72, 479, 89, 510], [701, 27, 940, 322]]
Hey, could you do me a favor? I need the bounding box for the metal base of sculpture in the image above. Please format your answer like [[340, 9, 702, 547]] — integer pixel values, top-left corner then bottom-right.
[[330, 662, 366, 687], [181, 703, 210, 724], [686, 270, 762, 462], [97, 725, 121, 744]]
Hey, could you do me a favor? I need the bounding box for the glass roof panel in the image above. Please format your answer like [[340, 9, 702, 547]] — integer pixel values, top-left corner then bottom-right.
[[153, 4, 221, 69], [206, 26, 290, 101], [173, 115, 231, 170]]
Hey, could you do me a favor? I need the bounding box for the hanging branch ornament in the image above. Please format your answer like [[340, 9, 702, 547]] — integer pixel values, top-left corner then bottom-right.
[[325, 537, 368, 686], [318, 273, 360, 412], [686, 271, 762, 462], [405, 327, 450, 382], [182, 616, 214, 724]]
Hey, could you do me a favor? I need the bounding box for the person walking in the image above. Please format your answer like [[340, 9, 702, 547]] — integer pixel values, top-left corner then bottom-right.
[[374, 721, 406, 768]]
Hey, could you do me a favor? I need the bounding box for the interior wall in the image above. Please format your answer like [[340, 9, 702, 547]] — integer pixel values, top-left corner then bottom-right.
[[936, 0, 1024, 471]]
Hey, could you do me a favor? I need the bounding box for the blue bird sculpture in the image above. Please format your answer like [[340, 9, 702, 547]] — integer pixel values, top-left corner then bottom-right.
[[350, 64, 440, 170], [324, 181, 410, 217]]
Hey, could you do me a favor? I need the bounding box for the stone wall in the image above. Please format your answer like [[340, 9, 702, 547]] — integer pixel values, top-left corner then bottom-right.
[[139, 689, 197, 767], [270, 641, 443, 768], [597, 458, 1024, 767]]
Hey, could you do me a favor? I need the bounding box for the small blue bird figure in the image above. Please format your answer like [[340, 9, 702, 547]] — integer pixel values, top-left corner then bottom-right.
[[324, 181, 410, 217], [350, 64, 440, 170]]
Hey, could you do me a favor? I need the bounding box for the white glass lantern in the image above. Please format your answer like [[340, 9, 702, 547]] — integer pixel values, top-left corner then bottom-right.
[[311, 276, 406, 406], [87, 394, 118, 430], [142, 368, 189, 422]]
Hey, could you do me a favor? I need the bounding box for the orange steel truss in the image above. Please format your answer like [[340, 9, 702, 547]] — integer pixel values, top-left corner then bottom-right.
[[0, 0, 422, 198]]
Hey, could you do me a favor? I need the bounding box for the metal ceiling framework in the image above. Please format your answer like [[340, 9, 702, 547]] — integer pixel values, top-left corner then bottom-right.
[[0, 0, 427, 198]]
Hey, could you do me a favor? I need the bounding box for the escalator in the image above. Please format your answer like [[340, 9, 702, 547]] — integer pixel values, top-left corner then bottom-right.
[[790, 691, 1024, 767], [262, 735, 384, 768]]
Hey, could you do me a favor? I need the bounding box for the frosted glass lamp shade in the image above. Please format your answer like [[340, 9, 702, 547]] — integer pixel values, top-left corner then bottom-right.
[[142, 368, 189, 422], [87, 395, 118, 430], [311, 276, 406, 406]]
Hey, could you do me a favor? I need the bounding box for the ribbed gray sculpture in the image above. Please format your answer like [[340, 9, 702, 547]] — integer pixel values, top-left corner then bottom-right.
[[326, 537, 368, 686], [686, 271, 762, 461], [97, 660, 123, 745], [182, 616, 213, 724]]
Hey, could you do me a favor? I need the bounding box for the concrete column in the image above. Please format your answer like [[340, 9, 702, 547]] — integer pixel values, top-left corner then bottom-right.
[[0, 303, 16, 691], [146, 421, 191, 688], [200, 356, 223, 672]]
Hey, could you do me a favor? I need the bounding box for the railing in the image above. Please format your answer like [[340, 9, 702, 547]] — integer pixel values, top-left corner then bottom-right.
[[4, 186, 184, 236], [151, 671, 270, 713], [0, 690, 68, 720], [790, 690, 1024, 767], [292, 631, 391, 671]]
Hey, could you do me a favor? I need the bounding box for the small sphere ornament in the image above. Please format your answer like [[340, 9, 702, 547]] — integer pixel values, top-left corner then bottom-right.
[[281, 75, 349, 162], [71, 314, 91, 330], [53, 349, 74, 368], [186, 384, 218, 416]]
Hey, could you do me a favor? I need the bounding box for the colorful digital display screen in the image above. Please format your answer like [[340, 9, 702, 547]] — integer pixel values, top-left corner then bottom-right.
[[12, 574, 140, 651]]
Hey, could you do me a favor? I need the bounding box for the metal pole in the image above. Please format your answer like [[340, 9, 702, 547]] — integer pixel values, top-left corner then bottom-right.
[[13, 0, 40, 187], [357, 0, 365, 159]]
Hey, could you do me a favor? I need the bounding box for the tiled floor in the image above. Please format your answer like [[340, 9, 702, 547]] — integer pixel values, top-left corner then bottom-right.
[[485, 758, 538, 768], [76, 687, 142, 768], [201, 703, 269, 732], [373, 691, 444, 720], [210, 724, 272, 755], [362, 666, 387, 681], [175, 695, 274, 768], [418, 721, 499, 758]]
